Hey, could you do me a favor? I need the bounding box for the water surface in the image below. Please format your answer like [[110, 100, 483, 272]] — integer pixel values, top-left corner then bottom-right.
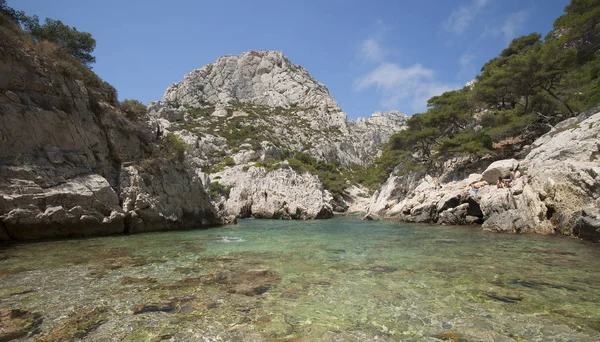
[[1, 217, 599, 341]]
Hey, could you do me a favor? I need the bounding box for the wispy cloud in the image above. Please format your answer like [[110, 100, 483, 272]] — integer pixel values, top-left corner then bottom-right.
[[481, 10, 529, 43], [443, 0, 491, 33], [357, 20, 392, 63], [355, 63, 459, 112], [502, 10, 528, 42], [359, 38, 384, 62]]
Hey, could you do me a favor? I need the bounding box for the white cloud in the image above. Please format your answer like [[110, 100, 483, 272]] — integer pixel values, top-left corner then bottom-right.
[[481, 10, 530, 43], [355, 63, 459, 112], [444, 0, 491, 33], [502, 10, 528, 42], [359, 38, 384, 62]]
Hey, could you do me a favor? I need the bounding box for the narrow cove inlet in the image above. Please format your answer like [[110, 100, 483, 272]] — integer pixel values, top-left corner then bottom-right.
[[1, 217, 599, 341]]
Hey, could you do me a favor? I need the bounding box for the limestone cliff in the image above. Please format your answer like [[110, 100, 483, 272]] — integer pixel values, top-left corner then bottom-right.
[[151, 50, 407, 167], [366, 109, 600, 242], [213, 165, 334, 220], [0, 35, 222, 240], [147, 50, 407, 219]]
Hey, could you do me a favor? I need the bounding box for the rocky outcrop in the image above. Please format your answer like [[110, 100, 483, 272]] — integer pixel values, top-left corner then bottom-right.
[[151, 51, 407, 167], [119, 162, 222, 233], [482, 109, 600, 239], [368, 109, 600, 242], [143, 50, 408, 220], [0, 35, 223, 241], [163, 50, 339, 110], [374, 173, 483, 224], [211, 165, 333, 220], [0, 173, 125, 240]]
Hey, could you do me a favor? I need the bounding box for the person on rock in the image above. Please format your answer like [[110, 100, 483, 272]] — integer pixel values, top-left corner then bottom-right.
[[497, 177, 505, 189], [433, 178, 442, 191]]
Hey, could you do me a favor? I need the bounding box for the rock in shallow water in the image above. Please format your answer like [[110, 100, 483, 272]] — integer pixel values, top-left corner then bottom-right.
[[0, 308, 42, 341]]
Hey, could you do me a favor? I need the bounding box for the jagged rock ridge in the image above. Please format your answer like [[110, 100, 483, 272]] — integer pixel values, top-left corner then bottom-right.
[[152, 50, 408, 168]]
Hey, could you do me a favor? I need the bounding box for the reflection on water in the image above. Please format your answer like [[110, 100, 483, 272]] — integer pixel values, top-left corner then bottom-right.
[[1, 217, 599, 341]]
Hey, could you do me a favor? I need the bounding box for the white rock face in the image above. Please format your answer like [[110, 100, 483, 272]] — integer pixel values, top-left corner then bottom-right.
[[163, 50, 340, 110], [482, 110, 600, 238], [211, 165, 333, 220], [142, 50, 409, 221], [152, 51, 408, 167], [368, 109, 600, 241], [0, 173, 125, 240]]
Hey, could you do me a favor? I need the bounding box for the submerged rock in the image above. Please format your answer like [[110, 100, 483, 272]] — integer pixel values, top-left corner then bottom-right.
[[32, 308, 107, 342], [132, 297, 194, 314], [0, 308, 42, 341]]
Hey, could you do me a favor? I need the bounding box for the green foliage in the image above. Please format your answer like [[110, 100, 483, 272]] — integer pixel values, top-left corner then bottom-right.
[[0, 0, 22, 24], [162, 133, 187, 162], [253, 159, 282, 172], [223, 156, 236, 166], [367, 0, 600, 189], [0, 2, 115, 104], [285, 152, 346, 197], [120, 99, 147, 120], [139, 133, 187, 173], [21, 16, 96, 66], [435, 130, 493, 157], [184, 106, 214, 118], [209, 181, 231, 200]]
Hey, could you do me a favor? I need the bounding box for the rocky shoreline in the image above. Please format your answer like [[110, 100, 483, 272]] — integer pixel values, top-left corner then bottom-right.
[[1, 45, 599, 243], [365, 109, 600, 242]]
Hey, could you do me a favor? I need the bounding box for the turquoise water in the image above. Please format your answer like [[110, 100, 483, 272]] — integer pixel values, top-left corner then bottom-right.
[[1, 217, 600, 341]]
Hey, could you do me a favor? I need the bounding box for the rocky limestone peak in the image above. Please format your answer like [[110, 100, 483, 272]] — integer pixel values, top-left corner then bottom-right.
[[354, 110, 408, 130], [162, 50, 340, 111]]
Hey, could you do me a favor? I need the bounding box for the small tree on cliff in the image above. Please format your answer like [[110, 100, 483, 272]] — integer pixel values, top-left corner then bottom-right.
[[0, 0, 96, 67]]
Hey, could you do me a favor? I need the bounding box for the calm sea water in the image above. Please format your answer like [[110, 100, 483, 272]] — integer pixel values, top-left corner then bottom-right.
[[1, 217, 599, 341]]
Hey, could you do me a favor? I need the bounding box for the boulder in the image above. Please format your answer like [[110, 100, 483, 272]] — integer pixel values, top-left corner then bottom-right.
[[438, 203, 470, 225], [481, 159, 518, 184], [0, 308, 42, 341], [573, 206, 600, 242]]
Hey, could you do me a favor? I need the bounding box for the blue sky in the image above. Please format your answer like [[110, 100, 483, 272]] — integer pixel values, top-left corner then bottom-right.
[[11, 0, 570, 119]]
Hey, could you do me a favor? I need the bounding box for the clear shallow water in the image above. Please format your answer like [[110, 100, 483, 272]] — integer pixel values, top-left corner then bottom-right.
[[1, 217, 600, 341]]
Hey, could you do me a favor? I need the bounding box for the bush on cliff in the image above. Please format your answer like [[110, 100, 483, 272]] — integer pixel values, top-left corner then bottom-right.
[[0, 1, 116, 104], [120, 99, 147, 120]]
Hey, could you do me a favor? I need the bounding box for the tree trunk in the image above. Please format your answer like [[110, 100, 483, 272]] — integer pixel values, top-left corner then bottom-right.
[[544, 88, 575, 117]]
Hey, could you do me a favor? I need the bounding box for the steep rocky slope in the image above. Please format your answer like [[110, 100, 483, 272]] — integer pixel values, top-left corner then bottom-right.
[[151, 50, 406, 167], [0, 35, 222, 241], [366, 109, 600, 242], [147, 50, 407, 219]]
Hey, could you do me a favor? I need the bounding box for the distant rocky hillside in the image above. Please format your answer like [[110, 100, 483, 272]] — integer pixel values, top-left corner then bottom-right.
[[146, 50, 408, 219], [150, 50, 407, 168]]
